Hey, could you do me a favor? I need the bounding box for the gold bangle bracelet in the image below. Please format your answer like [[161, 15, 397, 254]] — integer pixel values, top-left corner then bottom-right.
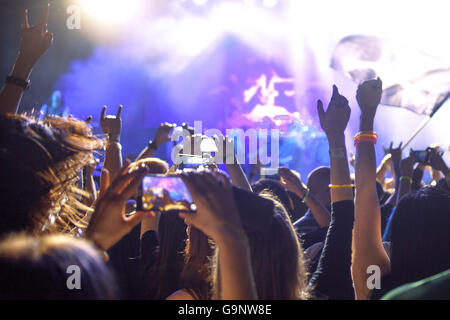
[[328, 184, 355, 189]]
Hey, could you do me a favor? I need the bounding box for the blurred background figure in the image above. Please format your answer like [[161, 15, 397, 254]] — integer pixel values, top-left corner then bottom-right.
[[39, 90, 70, 119]]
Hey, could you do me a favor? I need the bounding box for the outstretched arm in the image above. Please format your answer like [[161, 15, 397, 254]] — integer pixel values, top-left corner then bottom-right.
[[0, 5, 53, 114], [100, 106, 123, 181], [309, 85, 355, 299], [376, 153, 392, 184], [352, 78, 391, 300], [428, 148, 450, 188], [219, 135, 252, 191], [136, 122, 176, 161], [279, 168, 331, 227], [316, 86, 353, 203]]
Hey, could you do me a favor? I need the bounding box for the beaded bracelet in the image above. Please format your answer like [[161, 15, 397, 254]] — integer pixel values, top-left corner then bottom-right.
[[328, 184, 355, 189], [302, 188, 310, 203], [399, 176, 413, 184], [354, 132, 378, 147]]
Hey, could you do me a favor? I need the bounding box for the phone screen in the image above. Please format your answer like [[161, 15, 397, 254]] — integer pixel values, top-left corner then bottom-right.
[[138, 175, 194, 212], [413, 150, 428, 163], [178, 155, 213, 170], [260, 167, 280, 180]]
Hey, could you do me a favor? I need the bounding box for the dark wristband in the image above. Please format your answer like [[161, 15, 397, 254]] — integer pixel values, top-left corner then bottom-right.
[[6, 75, 30, 90]]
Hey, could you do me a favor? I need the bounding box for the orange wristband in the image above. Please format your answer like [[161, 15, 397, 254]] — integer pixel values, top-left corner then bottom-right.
[[354, 132, 378, 147]]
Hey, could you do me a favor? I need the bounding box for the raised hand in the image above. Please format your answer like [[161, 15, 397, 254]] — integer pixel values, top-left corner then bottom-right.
[[180, 170, 256, 300], [317, 85, 351, 137], [100, 105, 122, 136], [428, 148, 449, 175], [86, 160, 150, 251], [356, 77, 382, 115], [18, 4, 53, 69], [388, 142, 403, 164], [154, 122, 176, 148], [179, 170, 243, 240], [0, 4, 53, 115], [278, 167, 308, 198]]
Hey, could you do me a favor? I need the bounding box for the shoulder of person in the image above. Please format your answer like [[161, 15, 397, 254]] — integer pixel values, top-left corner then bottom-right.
[[165, 289, 197, 300]]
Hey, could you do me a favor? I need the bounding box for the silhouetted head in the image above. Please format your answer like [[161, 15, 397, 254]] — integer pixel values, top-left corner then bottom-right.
[[211, 198, 309, 300], [286, 191, 308, 221], [436, 178, 450, 194], [147, 213, 187, 300], [307, 167, 331, 208], [389, 187, 450, 289], [252, 179, 295, 219], [0, 234, 117, 299]]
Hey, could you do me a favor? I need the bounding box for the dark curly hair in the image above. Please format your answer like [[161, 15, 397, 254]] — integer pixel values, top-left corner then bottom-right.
[[0, 114, 103, 236]]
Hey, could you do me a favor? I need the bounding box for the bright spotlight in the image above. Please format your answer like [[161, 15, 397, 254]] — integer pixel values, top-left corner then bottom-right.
[[79, 0, 143, 24], [262, 0, 277, 8], [193, 0, 208, 6]]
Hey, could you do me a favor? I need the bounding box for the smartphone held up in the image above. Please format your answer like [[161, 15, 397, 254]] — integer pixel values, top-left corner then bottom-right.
[[136, 174, 196, 214]]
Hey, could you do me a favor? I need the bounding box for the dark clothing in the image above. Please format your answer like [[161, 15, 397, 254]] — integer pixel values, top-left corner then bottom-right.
[[299, 227, 328, 250], [294, 210, 321, 235], [308, 200, 355, 300], [140, 230, 160, 279], [138, 200, 355, 300], [140, 230, 185, 300], [106, 224, 144, 299], [299, 227, 328, 276]]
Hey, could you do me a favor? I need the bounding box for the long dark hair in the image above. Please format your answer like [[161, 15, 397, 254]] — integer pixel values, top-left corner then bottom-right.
[[178, 226, 214, 300], [211, 199, 309, 300], [146, 213, 187, 300], [388, 187, 450, 290], [252, 179, 295, 218]]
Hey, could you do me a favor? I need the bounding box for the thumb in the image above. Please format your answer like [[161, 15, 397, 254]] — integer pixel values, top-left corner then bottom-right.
[[126, 211, 150, 229]]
